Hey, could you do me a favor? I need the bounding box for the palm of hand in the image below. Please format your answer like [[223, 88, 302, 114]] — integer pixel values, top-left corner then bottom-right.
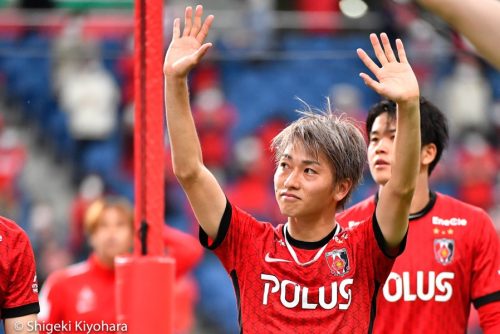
[[357, 33, 419, 103], [163, 6, 214, 78], [376, 62, 419, 102], [165, 37, 202, 76]]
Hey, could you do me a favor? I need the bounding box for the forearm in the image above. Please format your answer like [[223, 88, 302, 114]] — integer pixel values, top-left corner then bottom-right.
[[165, 75, 204, 181], [389, 98, 421, 196], [5, 315, 38, 334], [377, 98, 420, 247], [418, 0, 500, 69]]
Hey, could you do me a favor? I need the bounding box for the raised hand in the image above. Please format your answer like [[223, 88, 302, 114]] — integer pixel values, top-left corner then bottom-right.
[[164, 5, 214, 78], [357, 33, 419, 103]]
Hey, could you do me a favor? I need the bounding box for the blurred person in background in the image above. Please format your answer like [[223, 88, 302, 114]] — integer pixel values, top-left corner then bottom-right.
[[59, 53, 120, 137], [337, 98, 500, 333], [0, 215, 40, 334], [226, 135, 281, 222], [68, 174, 105, 261], [39, 196, 203, 334], [191, 64, 236, 177], [38, 197, 133, 334], [455, 130, 497, 212], [438, 55, 491, 137], [0, 127, 26, 217], [329, 84, 365, 123], [57, 41, 120, 182], [27, 201, 72, 285], [52, 18, 96, 99]]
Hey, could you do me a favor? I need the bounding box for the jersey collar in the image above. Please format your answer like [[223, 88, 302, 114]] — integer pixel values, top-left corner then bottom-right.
[[374, 190, 437, 221], [282, 223, 341, 267]]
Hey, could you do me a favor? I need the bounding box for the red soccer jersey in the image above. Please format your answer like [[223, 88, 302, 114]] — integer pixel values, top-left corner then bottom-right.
[[40, 226, 202, 334], [0, 216, 39, 319], [38, 254, 117, 334], [199, 200, 404, 333], [337, 192, 500, 333]]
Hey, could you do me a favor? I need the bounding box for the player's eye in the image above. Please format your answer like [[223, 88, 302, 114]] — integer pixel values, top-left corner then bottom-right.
[[304, 168, 317, 175], [369, 136, 379, 143], [279, 161, 289, 169]]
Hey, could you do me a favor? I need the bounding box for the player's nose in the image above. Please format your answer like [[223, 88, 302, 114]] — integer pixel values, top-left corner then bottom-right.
[[283, 169, 300, 189], [374, 138, 389, 154]]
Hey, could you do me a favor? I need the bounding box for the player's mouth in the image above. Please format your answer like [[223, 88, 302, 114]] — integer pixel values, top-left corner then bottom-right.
[[373, 158, 390, 169], [280, 192, 301, 201]]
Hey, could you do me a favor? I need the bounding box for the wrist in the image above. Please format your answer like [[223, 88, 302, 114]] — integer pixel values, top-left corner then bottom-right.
[[396, 96, 420, 109], [165, 73, 188, 84]]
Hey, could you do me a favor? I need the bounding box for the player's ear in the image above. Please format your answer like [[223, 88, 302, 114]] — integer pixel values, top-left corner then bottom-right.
[[334, 178, 352, 202], [421, 143, 437, 167]]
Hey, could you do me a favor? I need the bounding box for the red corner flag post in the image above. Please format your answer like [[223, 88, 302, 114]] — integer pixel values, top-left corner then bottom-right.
[[116, 0, 175, 333]]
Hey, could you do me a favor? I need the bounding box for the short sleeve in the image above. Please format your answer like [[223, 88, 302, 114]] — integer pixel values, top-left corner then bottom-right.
[[353, 213, 407, 284], [471, 211, 500, 309], [199, 199, 266, 272], [1, 230, 39, 318]]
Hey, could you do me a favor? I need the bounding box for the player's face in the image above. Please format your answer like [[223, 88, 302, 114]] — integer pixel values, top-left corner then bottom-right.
[[367, 112, 396, 185], [90, 207, 133, 265], [274, 141, 337, 219]]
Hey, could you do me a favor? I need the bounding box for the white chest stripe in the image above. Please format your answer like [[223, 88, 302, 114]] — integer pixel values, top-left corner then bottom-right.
[[283, 223, 340, 267]]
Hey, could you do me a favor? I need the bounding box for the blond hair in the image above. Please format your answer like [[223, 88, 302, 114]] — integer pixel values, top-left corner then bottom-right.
[[84, 196, 134, 235]]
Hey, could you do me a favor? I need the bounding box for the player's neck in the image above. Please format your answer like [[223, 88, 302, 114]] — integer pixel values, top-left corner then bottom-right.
[[409, 173, 432, 214], [94, 253, 115, 269], [287, 214, 337, 242]]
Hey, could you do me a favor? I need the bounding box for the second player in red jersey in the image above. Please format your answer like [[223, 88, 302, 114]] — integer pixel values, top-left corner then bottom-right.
[[0, 216, 39, 334], [165, 5, 422, 333], [338, 99, 500, 333], [39, 197, 203, 334]]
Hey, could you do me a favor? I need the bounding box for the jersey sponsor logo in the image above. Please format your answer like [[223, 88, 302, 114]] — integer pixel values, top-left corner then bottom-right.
[[264, 252, 293, 263], [261, 274, 353, 310], [434, 238, 454, 265], [383, 271, 455, 302], [325, 248, 350, 276], [432, 216, 467, 227]]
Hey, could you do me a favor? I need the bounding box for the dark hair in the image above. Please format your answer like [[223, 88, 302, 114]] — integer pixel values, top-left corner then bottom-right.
[[365, 98, 449, 175]]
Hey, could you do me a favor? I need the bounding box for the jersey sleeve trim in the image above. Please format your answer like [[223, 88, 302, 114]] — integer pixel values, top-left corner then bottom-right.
[[372, 213, 407, 259], [199, 199, 232, 250], [1, 302, 40, 319], [473, 291, 500, 309]]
